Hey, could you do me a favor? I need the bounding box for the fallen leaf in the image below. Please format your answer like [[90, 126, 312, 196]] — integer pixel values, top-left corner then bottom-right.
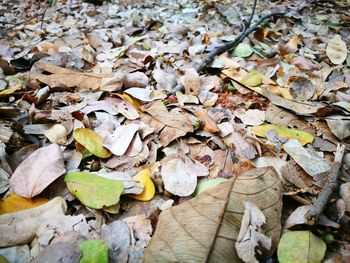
[[284, 139, 331, 177], [325, 116, 350, 139], [103, 123, 140, 156], [0, 197, 66, 247], [9, 144, 66, 198], [290, 77, 315, 101], [129, 168, 155, 201], [340, 183, 350, 212], [176, 91, 199, 106], [161, 156, 208, 196], [124, 71, 148, 88], [65, 171, 124, 209], [124, 88, 166, 102], [326, 34, 347, 65], [233, 43, 254, 58], [234, 108, 265, 126], [235, 202, 271, 263], [73, 128, 112, 158], [254, 157, 287, 178], [193, 178, 227, 196], [44, 124, 67, 144], [100, 221, 130, 263], [141, 101, 193, 146], [196, 109, 220, 133], [277, 231, 326, 263], [27, 62, 114, 91], [0, 193, 48, 215], [281, 160, 315, 189], [0, 245, 30, 263], [153, 69, 178, 91], [78, 239, 108, 263], [183, 68, 200, 96], [241, 70, 262, 87], [223, 132, 257, 159], [252, 124, 314, 146], [144, 167, 282, 262]]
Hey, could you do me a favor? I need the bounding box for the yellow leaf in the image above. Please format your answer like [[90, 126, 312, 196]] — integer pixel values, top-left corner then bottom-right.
[[241, 70, 262, 87], [129, 168, 155, 201], [0, 193, 48, 215], [0, 88, 17, 97], [121, 93, 142, 112], [251, 124, 314, 146], [73, 128, 112, 158]]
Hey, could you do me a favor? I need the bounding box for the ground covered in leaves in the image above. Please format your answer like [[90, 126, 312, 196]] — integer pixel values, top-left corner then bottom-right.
[[0, 0, 350, 262]]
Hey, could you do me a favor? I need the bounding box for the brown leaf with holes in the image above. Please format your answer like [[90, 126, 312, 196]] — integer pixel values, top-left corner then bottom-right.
[[144, 167, 282, 262]]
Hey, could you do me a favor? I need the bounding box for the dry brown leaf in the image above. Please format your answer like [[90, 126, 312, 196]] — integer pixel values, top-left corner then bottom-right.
[[265, 104, 316, 136], [10, 144, 66, 198], [183, 68, 200, 96], [27, 62, 114, 91], [144, 167, 282, 262], [0, 197, 66, 247], [223, 132, 257, 159], [196, 109, 220, 133], [141, 101, 193, 146], [281, 160, 315, 189], [325, 116, 350, 140], [124, 71, 148, 88], [326, 35, 347, 65], [289, 77, 315, 101]]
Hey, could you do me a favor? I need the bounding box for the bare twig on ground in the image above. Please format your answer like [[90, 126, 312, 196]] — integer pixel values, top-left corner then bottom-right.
[[305, 144, 346, 225]]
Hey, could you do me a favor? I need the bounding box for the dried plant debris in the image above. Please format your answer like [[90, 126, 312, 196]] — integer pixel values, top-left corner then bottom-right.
[[0, 0, 349, 262]]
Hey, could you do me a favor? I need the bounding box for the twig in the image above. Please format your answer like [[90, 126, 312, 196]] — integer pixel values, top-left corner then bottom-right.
[[246, 0, 258, 27], [305, 144, 346, 225], [41, 5, 49, 29]]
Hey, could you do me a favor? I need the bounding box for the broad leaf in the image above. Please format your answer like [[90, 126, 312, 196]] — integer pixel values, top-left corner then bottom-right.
[[78, 239, 108, 263], [73, 128, 112, 158], [277, 231, 326, 263], [65, 172, 123, 209], [233, 43, 254, 58], [326, 35, 347, 65], [0, 193, 48, 215]]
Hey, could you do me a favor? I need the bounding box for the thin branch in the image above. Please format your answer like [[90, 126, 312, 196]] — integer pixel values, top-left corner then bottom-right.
[[305, 144, 346, 225], [246, 0, 258, 27]]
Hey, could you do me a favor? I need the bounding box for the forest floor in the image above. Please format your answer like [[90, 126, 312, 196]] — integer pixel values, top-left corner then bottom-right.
[[0, 0, 350, 262]]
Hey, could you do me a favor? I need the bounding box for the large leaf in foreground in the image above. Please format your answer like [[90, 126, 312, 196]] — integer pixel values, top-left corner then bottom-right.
[[9, 144, 66, 198], [144, 167, 282, 262], [65, 172, 123, 209]]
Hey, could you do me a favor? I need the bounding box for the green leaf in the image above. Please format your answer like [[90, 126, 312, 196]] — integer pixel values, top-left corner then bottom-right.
[[65, 172, 123, 209], [233, 43, 254, 58], [73, 128, 112, 158], [193, 178, 227, 196], [251, 124, 314, 146], [241, 70, 262, 87], [277, 231, 326, 263], [78, 239, 108, 263]]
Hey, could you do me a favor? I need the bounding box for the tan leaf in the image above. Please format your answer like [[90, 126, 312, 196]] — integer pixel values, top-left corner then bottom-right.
[[183, 68, 200, 96], [326, 35, 347, 65], [9, 144, 66, 198], [325, 116, 350, 140], [124, 72, 148, 88], [141, 101, 193, 146], [26, 62, 113, 91], [143, 167, 282, 262], [0, 197, 66, 247], [44, 124, 67, 145], [196, 109, 220, 133]]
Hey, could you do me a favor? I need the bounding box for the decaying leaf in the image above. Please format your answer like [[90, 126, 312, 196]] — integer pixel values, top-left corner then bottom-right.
[[235, 202, 271, 263], [326, 35, 347, 65], [326, 116, 350, 140], [9, 144, 66, 198], [144, 167, 282, 262], [277, 231, 326, 263], [196, 109, 220, 133], [183, 68, 200, 96], [234, 108, 265, 126], [0, 197, 66, 247], [65, 171, 124, 209], [44, 124, 67, 145], [73, 128, 112, 158], [284, 139, 331, 177], [252, 124, 314, 146], [141, 101, 193, 146]]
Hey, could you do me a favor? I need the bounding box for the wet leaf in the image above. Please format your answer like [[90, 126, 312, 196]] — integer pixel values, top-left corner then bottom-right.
[[129, 168, 155, 201], [65, 171, 123, 209], [78, 239, 108, 263], [251, 124, 314, 146], [326, 34, 347, 65], [73, 128, 112, 158], [144, 167, 282, 262], [0, 193, 48, 215], [9, 144, 66, 198], [277, 231, 326, 263]]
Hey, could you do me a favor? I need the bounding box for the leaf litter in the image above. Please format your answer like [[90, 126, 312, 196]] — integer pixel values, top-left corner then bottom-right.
[[0, 0, 349, 262]]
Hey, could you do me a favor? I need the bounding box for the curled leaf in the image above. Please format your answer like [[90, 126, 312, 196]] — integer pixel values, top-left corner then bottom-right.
[[129, 168, 155, 201], [73, 128, 112, 158]]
